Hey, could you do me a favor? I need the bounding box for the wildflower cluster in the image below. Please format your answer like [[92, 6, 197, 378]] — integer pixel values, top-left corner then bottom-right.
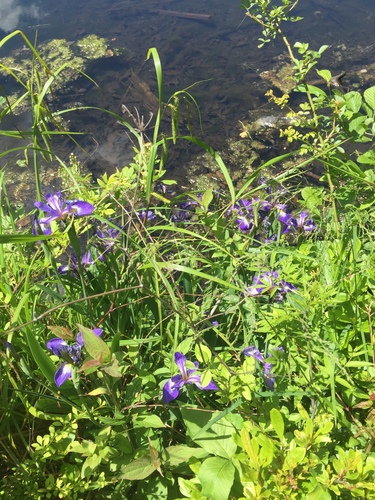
[[163, 343, 286, 403], [226, 182, 316, 242], [47, 328, 103, 386]]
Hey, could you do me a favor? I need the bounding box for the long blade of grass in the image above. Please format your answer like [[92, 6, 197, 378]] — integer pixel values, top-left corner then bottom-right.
[[155, 262, 242, 292]]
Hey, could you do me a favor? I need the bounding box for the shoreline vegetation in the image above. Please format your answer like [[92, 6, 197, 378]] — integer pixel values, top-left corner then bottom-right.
[[1, 1, 375, 498]]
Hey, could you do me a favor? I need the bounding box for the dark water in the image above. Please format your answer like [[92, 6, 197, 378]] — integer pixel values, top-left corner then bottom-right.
[[1, 0, 375, 192]]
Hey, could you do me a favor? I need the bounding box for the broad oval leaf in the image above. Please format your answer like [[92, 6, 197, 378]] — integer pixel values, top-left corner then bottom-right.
[[198, 457, 235, 500], [78, 324, 111, 364], [270, 408, 284, 442], [119, 456, 156, 480], [133, 414, 165, 429], [344, 91, 362, 113]]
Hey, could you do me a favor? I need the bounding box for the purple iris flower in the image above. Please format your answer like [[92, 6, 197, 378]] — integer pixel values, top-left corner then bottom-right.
[[3, 340, 14, 352], [171, 209, 190, 223], [163, 352, 219, 404], [46, 328, 103, 387], [246, 271, 279, 296], [34, 192, 94, 224], [278, 279, 297, 294], [236, 215, 253, 232], [95, 226, 121, 254], [243, 346, 284, 391], [171, 196, 205, 223], [279, 211, 316, 233], [264, 347, 285, 390], [227, 198, 255, 217], [246, 271, 297, 300], [137, 210, 156, 223], [58, 250, 97, 274], [226, 198, 256, 232], [179, 198, 201, 210], [243, 346, 264, 363], [263, 362, 275, 391]]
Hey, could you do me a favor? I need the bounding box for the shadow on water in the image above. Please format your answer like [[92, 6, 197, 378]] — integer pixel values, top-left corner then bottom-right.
[[0, 0, 375, 198]]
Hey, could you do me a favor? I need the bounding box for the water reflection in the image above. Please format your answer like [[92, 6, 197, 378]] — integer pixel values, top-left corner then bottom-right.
[[0, 0, 40, 32], [1, 0, 375, 197]]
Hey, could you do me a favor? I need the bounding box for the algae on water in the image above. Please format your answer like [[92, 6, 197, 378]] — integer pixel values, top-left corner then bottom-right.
[[1, 34, 112, 93]]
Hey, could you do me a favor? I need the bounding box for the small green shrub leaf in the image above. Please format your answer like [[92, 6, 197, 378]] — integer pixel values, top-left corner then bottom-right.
[[364, 86, 375, 110], [344, 91, 362, 113], [81, 453, 101, 479], [316, 69, 331, 83], [270, 408, 284, 441], [195, 344, 212, 364]]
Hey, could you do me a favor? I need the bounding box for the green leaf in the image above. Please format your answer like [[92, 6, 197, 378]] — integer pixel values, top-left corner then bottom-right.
[[157, 263, 242, 292], [195, 344, 212, 364], [284, 447, 306, 468], [119, 456, 156, 480], [102, 354, 122, 378], [201, 188, 214, 211], [87, 387, 108, 396], [78, 324, 111, 364], [348, 115, 367, 134], [81, 453, 101, 479], [301, 186, 324, 209], [162, 445, 208, 467], [364, 86, 375, 110], [181, 135, 235, 204], [316, 69, 331, 83], [335, 376, 353, 390], [344, 91, 362, 113], [47, 326, 74, 341], [181, 408, 237, 458], [0, 233, 53, 244], [306, 484, 331, 500], [200, 369, 213, 388], [357, 150, 375, 165], [198, 457, 235, 500], [133, 414, 165, 429], [305, 84, 327, 97], [270, 408, 284, 441], [286, 292, 307, 311], [27, 327, 57, 386], [240, 427, 259, 467]]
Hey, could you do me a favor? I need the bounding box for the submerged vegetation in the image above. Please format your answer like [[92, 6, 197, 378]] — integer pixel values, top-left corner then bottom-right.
[[1, 1, 375, 498]]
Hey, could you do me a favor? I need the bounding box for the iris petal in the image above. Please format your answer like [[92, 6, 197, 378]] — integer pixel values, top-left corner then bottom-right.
[[174, 352, 188, 379], [54, 362, 73, 387], [163, 375, 183, 403], [46, 338, 68, 357], [66, 201, 95, 217]]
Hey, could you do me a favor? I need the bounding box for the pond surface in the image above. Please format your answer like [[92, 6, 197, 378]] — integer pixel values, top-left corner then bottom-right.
[[1, 0, 375, 196]]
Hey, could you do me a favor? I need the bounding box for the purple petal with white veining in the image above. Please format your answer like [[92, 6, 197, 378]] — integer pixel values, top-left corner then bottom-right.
[[54, 362, 73, 387]]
